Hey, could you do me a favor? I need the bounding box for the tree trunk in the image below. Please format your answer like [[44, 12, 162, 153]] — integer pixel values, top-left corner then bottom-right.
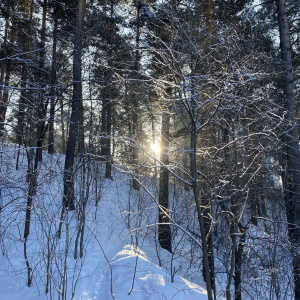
[[190, 119, 213, 300], [100, 0, 115, 179], [277, 1, 300, 298], [202, 1, 216, 295], [105, 97, 112, 178], [35, 0, 48, 162], [16, 0, 35, 167], [131, 2, 142, 191], [158, 109, 172, 253], [48, 16, 58, 154], [0, 13, 15, 136], [234, 223, 247, 300], [63, 0, 86, 209], [60, 97, 66, 154], [23, 0, 49, 239], [100, 97, 112, 179]]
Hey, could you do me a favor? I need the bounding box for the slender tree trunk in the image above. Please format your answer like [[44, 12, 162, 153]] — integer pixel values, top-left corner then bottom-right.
[[277, 1, 300, 299], [24, 0, 49, 241], [100, 97, 112, 178], [234, 223, 247, 300], [131, 2, 142, 191], [100, 0, 115, 179], [199, 129, 215, 296], [0, 17, 6, 96], [202, 181, 215, 296], [158, 109, 172, 253], [231, 130, 242, 300], [16, 0, 35, 166], [48, 16, 58, 154], [151, 114, 158, 177], [16, 69, 28, 171], [100, 98, 108, 158], [60, 97, 66, 154], [188, 78, 213, 298], [35, 0, 48, 162], [0, 14, 15, 136], [63, 0, 86, 209], [190, 119, 213, 300], [204, 0, 213, 61], [0, 57, 12, 136], [201, 1, 216, 295], [105, 97, 112, 178], [22, 2, 36, 285]]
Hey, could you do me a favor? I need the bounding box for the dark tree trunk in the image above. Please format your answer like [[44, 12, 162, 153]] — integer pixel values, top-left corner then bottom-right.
[[100, 0, 115, 179], [16, 0, 35, 168], [190, 119, 213, 300], [234, 223, 247, 300], [63, 0, 85, 209], [24, 0, 49, 239], [131, 2, 142, 191], [277, 1, 300, 299], [105, 97, 112, 178], [158, 110, 172, 253], [22, 1, 38, 287], [202, 190, 215, 294], [35, 0, 48, 162], [100, 97, 112, 179], [100, 98, 108, 158], [48, 16, 58, 154], [60, 97, 66, 154], [131, 110, 140, 190]]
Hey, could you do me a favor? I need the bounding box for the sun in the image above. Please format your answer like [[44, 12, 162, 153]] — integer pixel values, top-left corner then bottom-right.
[[151, 142, 161, 156]]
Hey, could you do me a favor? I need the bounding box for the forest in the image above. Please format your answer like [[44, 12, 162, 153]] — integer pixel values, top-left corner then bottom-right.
[[0, 0, 300, 299]]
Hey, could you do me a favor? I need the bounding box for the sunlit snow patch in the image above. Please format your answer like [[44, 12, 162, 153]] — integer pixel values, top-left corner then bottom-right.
[[104, 244, 208, 300]]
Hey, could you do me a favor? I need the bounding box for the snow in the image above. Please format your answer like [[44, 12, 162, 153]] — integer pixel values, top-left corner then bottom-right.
[[0, 142, 208, 300]]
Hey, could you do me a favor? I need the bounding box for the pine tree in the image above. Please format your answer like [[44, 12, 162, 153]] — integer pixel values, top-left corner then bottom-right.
[[277, 0, 300, 298], [63, 0, 86, 210]]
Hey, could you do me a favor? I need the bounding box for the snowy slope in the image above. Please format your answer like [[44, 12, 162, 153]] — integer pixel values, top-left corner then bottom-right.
[[0, 142, 208, 300]]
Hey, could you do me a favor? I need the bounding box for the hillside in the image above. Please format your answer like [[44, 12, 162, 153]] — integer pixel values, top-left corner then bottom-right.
[[0, 142, 208, 300]]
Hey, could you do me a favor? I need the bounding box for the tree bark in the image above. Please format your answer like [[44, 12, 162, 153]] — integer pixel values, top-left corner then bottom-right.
[[0, 12, 15, 136], [234, 223, 247, 300], [100, 97, 112, 178], [190, 119, 213, 300], [277, 0, 300, 299], [158, 109, 172, 253], [35, 0, 48, 162], [24, 0, 49, 239], [63, 0, 86, 209], [100, 0, 115, 179], [48, 15, 58, 154], [131, 2, 142, 191]]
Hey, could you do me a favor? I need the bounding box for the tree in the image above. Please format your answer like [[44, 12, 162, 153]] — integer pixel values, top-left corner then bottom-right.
[[47, 2, 59, 154], [126, 0, 150, 190], [277, 0, 300, 298], [158, 103, 172, 253], [63, 0, 86, 210], [98, 0, 118, 179], [0, 0, 16, 137], [147, 1, 215, 298]]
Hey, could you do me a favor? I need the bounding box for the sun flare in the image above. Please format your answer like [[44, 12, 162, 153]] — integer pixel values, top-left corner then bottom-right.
[[151, 142, 161, 156]]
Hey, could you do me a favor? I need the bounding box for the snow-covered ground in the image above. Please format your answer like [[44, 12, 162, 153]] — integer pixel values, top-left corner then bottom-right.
[[0, 142, 208, 300]]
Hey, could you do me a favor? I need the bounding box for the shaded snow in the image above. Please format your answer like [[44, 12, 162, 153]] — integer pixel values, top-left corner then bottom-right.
[[0, 142, 208, 300]]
